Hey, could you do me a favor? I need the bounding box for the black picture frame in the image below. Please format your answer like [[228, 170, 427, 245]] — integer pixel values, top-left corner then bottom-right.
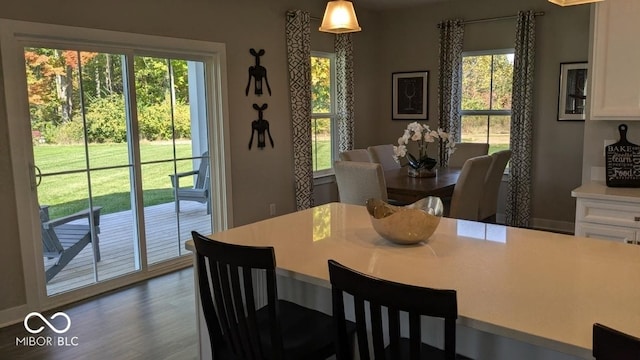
[[558, 62, 588, 121], [392, 71, 428, 120]]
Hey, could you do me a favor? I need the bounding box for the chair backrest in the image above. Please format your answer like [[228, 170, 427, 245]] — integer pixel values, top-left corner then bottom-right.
[[593, 323, 640, 360], [367, 144, 401, 171], [339, 149, 371, 162], [478, 150, 512, 221], [328, 259, 459, 359], [448, 143, 489, 168], [191, 231, 284, 360], [449, 155, 492, 221], [334, 161, 388, 205], [40, 208, 63, 257], [194, 151, 210, 190]]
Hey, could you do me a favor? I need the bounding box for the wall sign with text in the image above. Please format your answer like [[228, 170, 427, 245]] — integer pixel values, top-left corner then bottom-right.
[[606, 124, 640, 187]]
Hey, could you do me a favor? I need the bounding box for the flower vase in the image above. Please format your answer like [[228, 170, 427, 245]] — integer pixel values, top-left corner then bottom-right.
[[407, 166, 437, 178]]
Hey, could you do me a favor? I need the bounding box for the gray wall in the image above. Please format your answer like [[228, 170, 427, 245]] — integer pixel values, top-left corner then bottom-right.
[[0, 0, 591, 314], [364, 0, 590, 229]]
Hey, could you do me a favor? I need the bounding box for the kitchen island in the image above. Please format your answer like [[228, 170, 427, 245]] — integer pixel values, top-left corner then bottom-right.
[[186, 202, 640, 359]]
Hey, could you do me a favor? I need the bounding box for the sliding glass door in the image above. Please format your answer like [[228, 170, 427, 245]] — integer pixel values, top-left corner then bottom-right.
[[27, 46, 213, 295]]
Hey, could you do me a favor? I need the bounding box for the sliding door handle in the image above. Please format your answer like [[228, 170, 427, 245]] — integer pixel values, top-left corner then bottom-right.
[[30, 164, 42, 190]]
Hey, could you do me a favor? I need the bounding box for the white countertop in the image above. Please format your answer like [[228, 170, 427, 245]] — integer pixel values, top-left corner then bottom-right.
[[186, 202, 640, 358], [572, 181, 640, 202]]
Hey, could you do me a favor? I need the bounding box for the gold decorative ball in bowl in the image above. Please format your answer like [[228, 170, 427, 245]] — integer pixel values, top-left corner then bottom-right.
[[365, 197, 443, 245]]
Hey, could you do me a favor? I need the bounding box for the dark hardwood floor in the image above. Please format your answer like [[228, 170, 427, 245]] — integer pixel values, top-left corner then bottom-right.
[[0, 268, 197, 360]]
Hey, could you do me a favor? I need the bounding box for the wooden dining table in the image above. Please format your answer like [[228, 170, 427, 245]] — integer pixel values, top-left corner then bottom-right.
[[385, 166, 462, 203]]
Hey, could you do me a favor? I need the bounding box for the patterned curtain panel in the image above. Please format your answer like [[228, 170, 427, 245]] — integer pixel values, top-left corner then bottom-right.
[[336, 34, 355, 152], [286, 10, 313, 210], [506, 10, 536, 227], [437, 19, 464, 167]]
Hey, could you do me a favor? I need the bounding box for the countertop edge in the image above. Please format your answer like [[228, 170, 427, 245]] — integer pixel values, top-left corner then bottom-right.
[[571, 181, 640, 203]]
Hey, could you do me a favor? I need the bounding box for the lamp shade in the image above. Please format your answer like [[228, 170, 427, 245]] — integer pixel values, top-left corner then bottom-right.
[[319, 0, 362, 34], [548, 0, 603, 6]]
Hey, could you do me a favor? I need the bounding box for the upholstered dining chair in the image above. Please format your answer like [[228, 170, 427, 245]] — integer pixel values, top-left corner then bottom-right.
[[339, 149, 371, 162], [448, 143, 489, 168], [478, 150, 512, 223], [191, 231, 354, 360], [448, 155, 493, 221], [593, 323, 640, 360], [334, 161, 388, 206], [367, 144, 401, 171], [328, 259, 472, 360]]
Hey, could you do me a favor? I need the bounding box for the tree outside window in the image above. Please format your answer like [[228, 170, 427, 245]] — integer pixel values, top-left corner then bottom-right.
[[460, 50, 514, 155], [311, 52, 336, 175]]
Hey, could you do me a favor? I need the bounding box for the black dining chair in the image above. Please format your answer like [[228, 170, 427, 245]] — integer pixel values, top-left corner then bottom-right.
[[328, 259, 472, 360], [593, 323, 640, 360], [192, 231, 353, 359]]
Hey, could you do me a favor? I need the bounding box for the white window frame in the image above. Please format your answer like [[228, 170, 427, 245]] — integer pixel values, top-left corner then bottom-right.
[[460, 49, 514, 144], [311, 51, 337, 178]]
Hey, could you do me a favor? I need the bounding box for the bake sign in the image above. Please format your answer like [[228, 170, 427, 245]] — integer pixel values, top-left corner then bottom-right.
[[606, 147, 640, 179], [605, 124, 640, 187]]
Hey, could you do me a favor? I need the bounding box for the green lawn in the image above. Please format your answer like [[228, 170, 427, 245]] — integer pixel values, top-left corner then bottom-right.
[[36, 142, 197, 219], [312, 140, 333, 171]]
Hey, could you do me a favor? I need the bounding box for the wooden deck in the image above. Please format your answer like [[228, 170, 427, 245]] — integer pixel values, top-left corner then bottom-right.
[[44, 201, 211, 295]]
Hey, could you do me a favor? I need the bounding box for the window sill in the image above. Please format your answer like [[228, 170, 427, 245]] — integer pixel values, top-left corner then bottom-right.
[[314, 172, 335, 185]]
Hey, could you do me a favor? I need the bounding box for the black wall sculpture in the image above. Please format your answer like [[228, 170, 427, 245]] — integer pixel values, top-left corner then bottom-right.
[[249, 103, 274, 150], [246, 48, 271, 96]]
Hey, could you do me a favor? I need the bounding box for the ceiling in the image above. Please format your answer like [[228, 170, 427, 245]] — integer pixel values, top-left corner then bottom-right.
[[356, 0, 448, 10]]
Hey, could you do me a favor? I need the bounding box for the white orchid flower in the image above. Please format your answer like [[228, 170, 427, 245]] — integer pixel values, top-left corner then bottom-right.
[[393, 122, 455, 165], [393, 145, 407, 162], [423, 132, 435, 142], [407, 122, 422, 134]]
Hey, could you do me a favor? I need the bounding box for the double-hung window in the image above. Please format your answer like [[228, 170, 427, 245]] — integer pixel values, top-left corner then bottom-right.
[[460, 49, 514, 154], [310, 51, 337, 176]]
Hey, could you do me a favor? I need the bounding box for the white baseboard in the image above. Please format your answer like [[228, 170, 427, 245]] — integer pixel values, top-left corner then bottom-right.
[[0, 304, 28, 328], [496, 214, 574, 234]]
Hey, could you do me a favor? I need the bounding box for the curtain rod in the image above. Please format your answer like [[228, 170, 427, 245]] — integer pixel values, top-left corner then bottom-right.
[[438, 11, 545, 27], [285, 11, 321, 21], [287, 10, 545, 25]]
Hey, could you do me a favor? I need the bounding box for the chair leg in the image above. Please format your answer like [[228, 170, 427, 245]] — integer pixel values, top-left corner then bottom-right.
[[175, 199, 180, 213], [93, 234, 101, 262]]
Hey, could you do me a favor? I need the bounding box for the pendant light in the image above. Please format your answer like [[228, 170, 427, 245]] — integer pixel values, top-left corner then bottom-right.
[[319, 0, 362, 34], [548, 0, 603, 6]]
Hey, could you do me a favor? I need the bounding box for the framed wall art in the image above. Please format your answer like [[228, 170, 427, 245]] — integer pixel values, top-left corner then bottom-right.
[[392, 71, 428, 120], [558, 62, 588, 121]]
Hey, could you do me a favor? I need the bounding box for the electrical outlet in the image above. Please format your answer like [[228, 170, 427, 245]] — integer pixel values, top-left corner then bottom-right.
[[269, 203, 276, 216]]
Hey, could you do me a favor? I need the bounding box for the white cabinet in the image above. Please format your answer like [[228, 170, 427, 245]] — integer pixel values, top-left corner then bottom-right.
[[589, 0, 640, 120], [572, 183, 640, 244]]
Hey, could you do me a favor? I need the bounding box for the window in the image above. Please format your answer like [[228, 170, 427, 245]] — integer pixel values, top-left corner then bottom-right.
[[311, 52, 336, 176], [460, 50, 514, 155]]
